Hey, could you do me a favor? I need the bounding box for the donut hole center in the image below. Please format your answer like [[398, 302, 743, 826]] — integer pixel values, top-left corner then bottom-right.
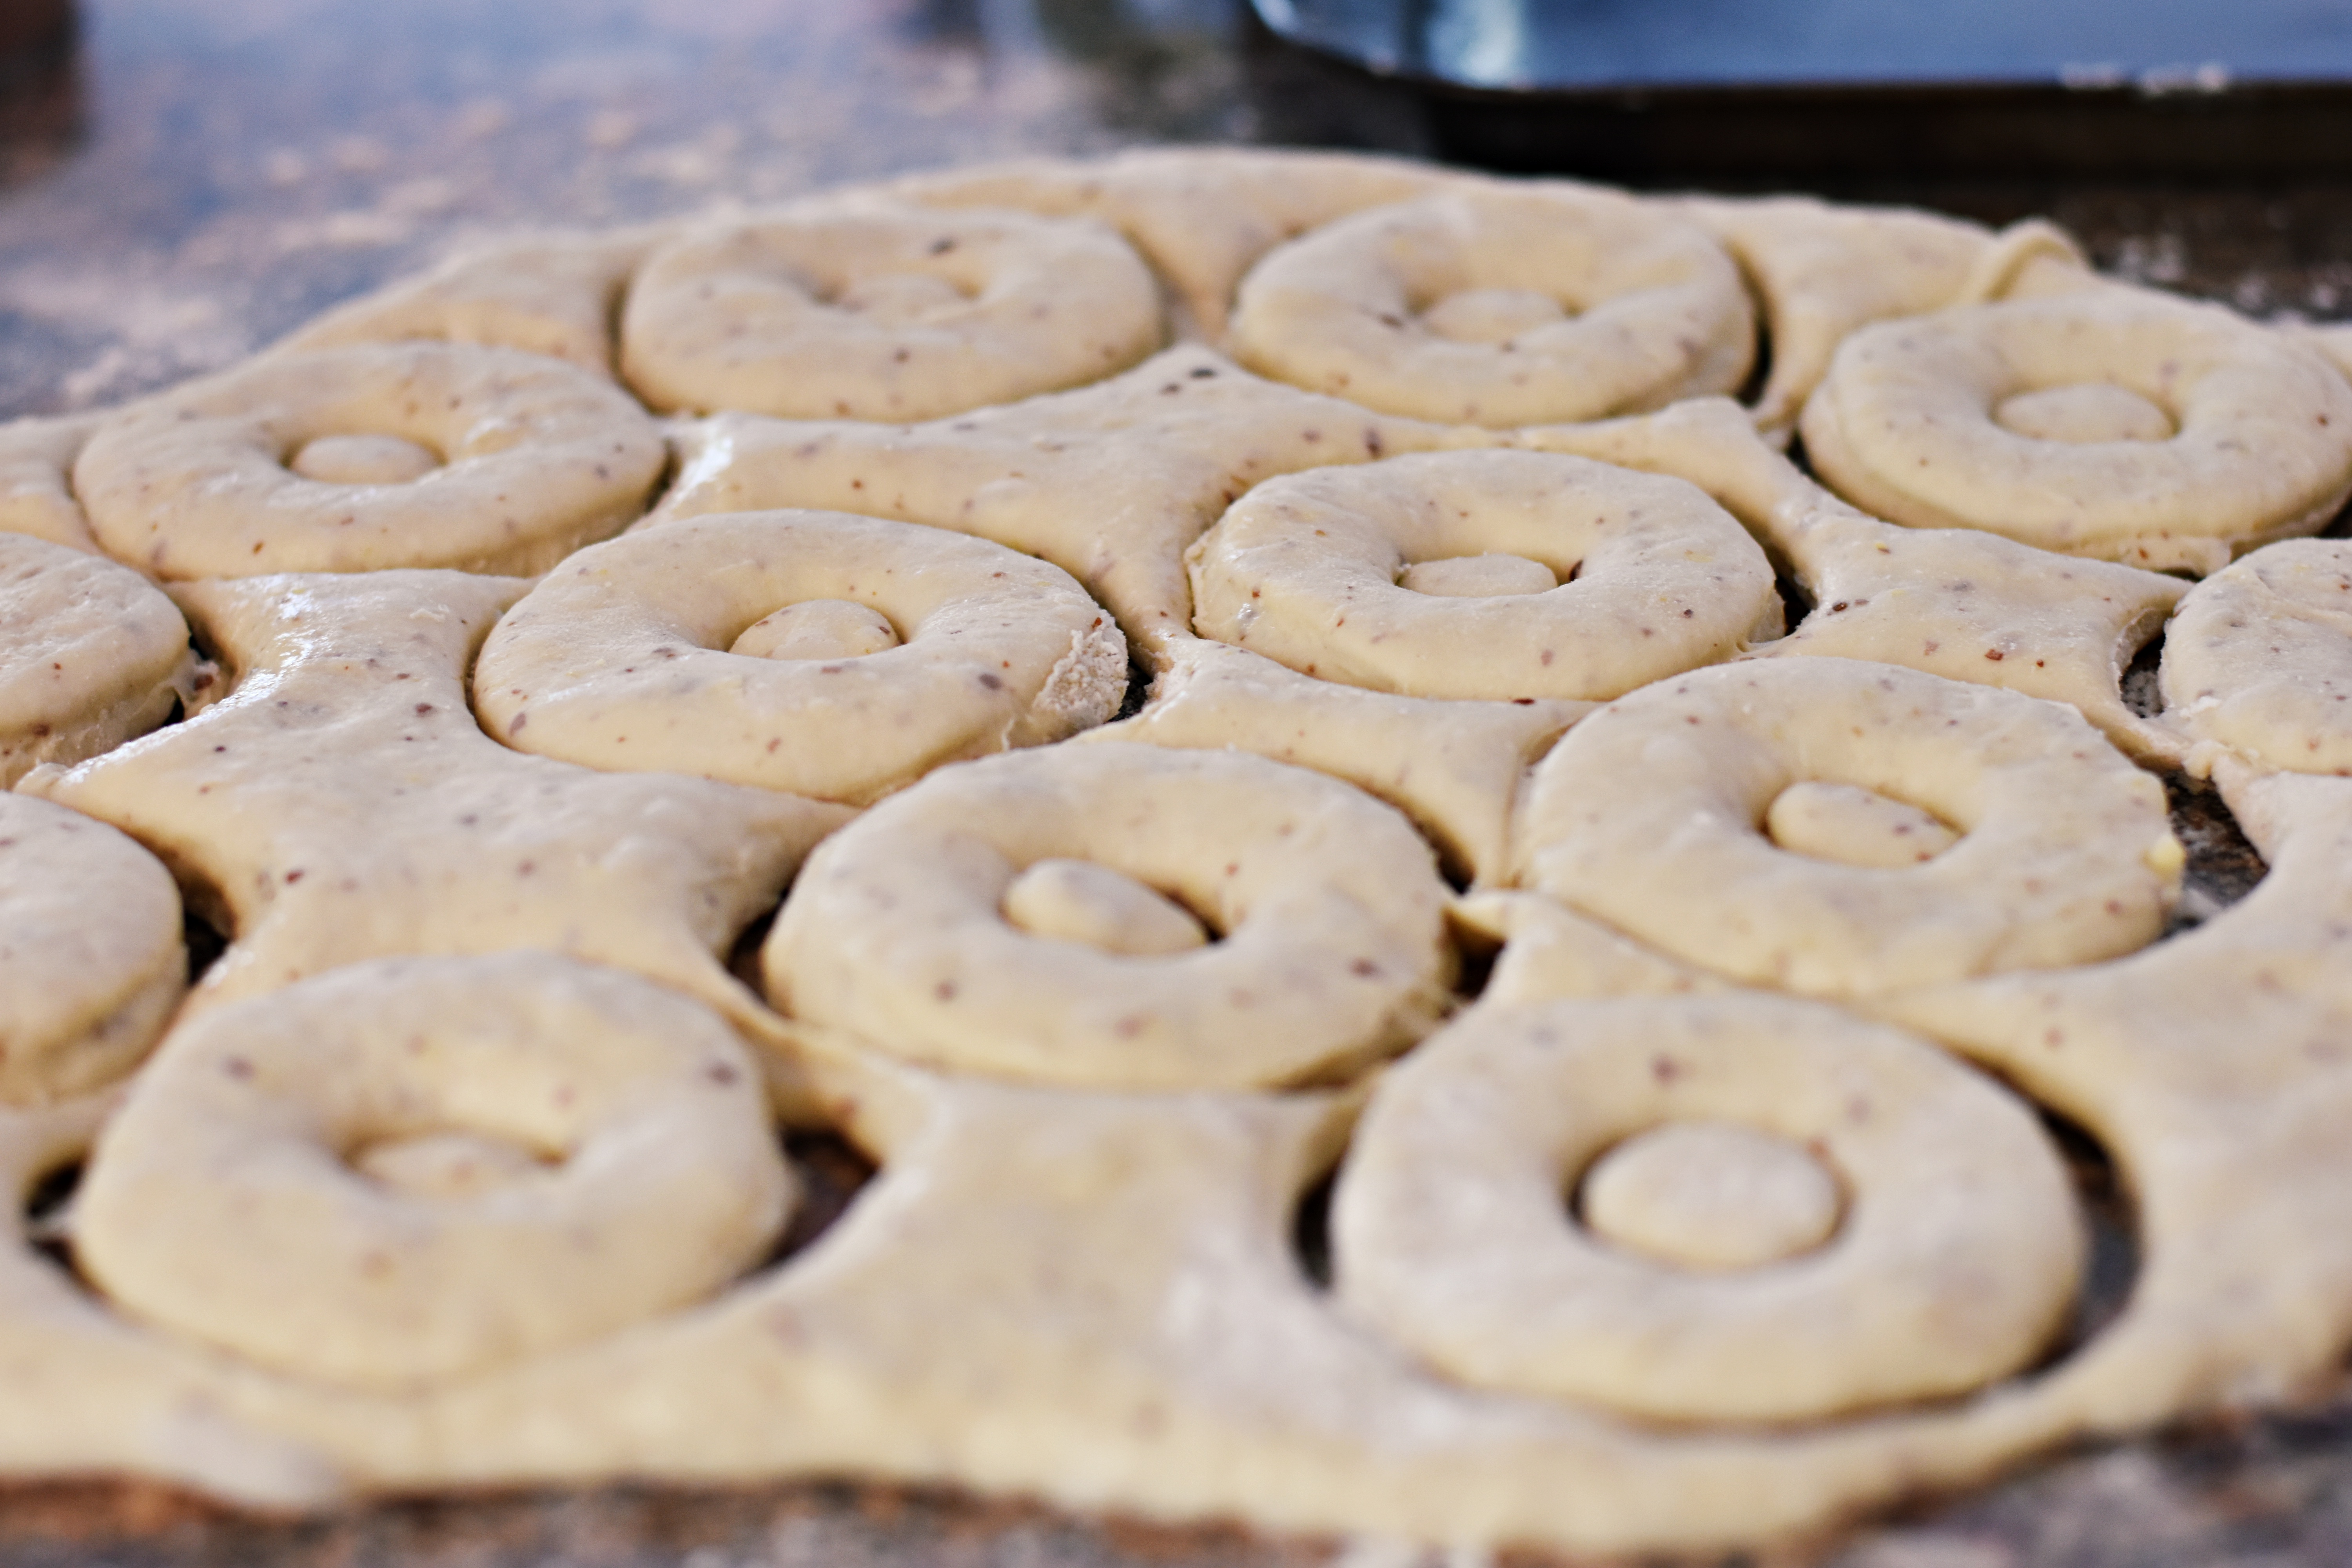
[[830, 269, 971, 323], [1994, 383, 2175, 445], [1418, 287, 1570, 345], [288, 432, 443, 486], [1576, 1120, 1844, 1271], [1765, 780, 1959, 868], [730, 599, 902, 661], [1398, 552, 1560, 598], [351, 1130, 559, 1201], [1001, 857, 1211, 957]]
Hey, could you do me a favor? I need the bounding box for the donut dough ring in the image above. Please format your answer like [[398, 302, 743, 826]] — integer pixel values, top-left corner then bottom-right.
[[0, 533, 204, 787], [889, 145, 1457, 343], [474, 509, 1127, 804], [1678, 197, 2083, 435], [1798, 288, 2352, 575], [279, 226, 669, 376], [76, 953, 789, 1390], [619, 199, 1164, 421], [651, 344, 1498, 665], [2158, 538, 2352, 777], [1080, 637, 1585, 884], [765, 742, 1454, 1089], [0, 793, 184, 1105], [0, 413, 102, 553], [74, 341, 666, 578], [1188, 448, 1779, 701], [1230, 185, 1753, 426], [19, 570, 848, 1030], [1333, 994, 2083, 1421], [1515, 396, 2192, 763], [1511, 658, 2182, 998]]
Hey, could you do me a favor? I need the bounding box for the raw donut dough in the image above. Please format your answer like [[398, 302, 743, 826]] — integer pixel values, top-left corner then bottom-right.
[[1578, 1120, 1844, 1272], [2159, 538, 2352, 776], [620, 199, 1164, 420], [19, 570, 848, 1030], [0, 413, 102, 552], [0, 532, 203, 787], [888, 145, 1454, 342], [764, 742, 1454, 1090], [472, 508, 1127, 804], [1453, 889, 1726, 1006], [1799, 287, 2352, 574], [1512, 658, 2182, 997], [1514, 395, 2191, 762], [1230, 185, 1753, 426], [1766, 779, 1960, 867], [73, 341, 666, 578], [1335, 994, 2082, 1420], [75, 952, 789, 1390], [0, 793, 184, 1105], [279, 226, 667, 376], [1081, 637, 1584, 884], [1188, 448, 1779, 701], [651, 344, 1496, 664]]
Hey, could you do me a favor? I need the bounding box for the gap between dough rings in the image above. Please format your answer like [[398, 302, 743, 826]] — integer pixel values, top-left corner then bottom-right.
[[764, 742, 1454, 1090], [1512, 659, 2182, 998], [71, 952, 791, 1392], [72, 341, 666, 579], [474, 510, 1129, 804], [0, 794, 185, 1105], [1228, 185, 1754, 427], [1798, 289, 2352, 575], [2158, 538, 2352, 777], [0, 533, 205, 787], [1188, 449, 1780, 701], [1332, 993, 2084, 1423], [620, 200, 1165, 421]]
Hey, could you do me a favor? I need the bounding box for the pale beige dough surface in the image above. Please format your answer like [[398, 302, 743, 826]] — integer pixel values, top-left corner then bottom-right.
[[0, 793, 184, 1105], [1512, 658, 2181, 998], [2158, 537, 2352, 776], [1514, 395, 2191, 762], [651, 343, 1495, 664], [1799, 286, 2352, 574], [74, 341, 666, 579], [18, 570, 848, 1030], [1230, 184, 1753, 426], [0, 412, 102, 552], [0, 532, 204, 787], [473, 508, 1127, 804], [764, 742, 1453, 1089], [1578, 1118, 1845, 1272], [1080, 637, 1584, 884], [75, 953, 788, 1391], [1188, 448, 1779, 701], [620, 198, 1163, 421], [1334, 994, 2083, 1422]]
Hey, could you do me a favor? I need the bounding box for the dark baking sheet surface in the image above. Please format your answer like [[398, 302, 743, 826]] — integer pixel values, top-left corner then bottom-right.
[[7, 2, 2352, 1564]]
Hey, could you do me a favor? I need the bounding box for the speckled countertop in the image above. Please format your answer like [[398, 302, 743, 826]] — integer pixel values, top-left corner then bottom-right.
[[7, 4, 2352, 1564]]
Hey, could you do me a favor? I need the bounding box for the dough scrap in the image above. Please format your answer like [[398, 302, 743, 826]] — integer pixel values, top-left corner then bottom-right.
[[650, 344, 1495, 664], [0, 533, 204, 787], [18, 570, 848, 1030], [1512, 658, 2181, 997], [1231, 185, 1753, 426], [1080, 637, 1584, 884], [1579, 1119, 1845, 1272], [74, 342, 666, 579], [1514, 396, 2190, 762], [0, 793, 184, 1105], [620, 198, 1164, 420], [1187, 448, 1780, 701], [764, 742, 1454, 1090], [1799, 286, 2352, 574], [0, 413, 102, 553], [75, 952, 789, 1390], [2158, 537, 2352, 777], [1334, 994, 2082, 1421], [472, 508, 1127, 804]]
